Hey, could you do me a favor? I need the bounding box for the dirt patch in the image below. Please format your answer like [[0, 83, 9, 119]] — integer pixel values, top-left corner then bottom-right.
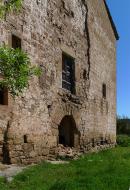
[[0, 164, 26, 182]]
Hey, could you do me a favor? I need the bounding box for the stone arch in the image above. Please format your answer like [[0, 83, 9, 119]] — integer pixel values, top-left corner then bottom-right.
[[58, 115, 80, 148], [51, 101, 81, 127]]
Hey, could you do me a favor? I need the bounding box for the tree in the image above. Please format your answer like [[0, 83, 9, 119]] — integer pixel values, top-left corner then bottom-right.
[[0, 0, 41, 97], [117, 115, 130, 135], [0, 47, 41, 96]]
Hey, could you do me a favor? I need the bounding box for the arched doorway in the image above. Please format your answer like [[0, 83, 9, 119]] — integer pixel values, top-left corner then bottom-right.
[[58, 115, 80, 147]]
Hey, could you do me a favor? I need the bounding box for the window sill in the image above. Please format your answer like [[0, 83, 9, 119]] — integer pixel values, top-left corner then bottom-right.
[[0, 104, 12, 111], [58, 88, 81, 104]]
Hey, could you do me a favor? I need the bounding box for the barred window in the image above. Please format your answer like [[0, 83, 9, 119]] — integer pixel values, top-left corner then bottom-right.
[[62, 53, 75, 94]]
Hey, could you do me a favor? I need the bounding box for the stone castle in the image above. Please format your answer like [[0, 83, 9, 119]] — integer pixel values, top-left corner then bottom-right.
[[0, 0, 118, 164]]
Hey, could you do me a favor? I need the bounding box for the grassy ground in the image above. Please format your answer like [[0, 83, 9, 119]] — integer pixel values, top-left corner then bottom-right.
[[1, 147, 130, 190]]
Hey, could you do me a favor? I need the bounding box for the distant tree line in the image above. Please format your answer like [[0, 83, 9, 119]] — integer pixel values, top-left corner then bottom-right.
[[117, 116, 130, 135]]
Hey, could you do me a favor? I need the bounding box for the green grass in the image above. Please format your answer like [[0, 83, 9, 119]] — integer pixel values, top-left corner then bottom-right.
[[1, 147, 130, 190]]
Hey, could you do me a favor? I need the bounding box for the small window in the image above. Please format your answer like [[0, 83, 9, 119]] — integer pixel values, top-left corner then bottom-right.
[[62, 53, 75, 94], [0, 88, 8, 105], [12, 35, 21, 49], [24, 135, 28, 143], [102, 84, 106, 98]]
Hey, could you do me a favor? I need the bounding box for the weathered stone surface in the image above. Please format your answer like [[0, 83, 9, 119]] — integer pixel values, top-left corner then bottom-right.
[[0, 0, 117, 164]]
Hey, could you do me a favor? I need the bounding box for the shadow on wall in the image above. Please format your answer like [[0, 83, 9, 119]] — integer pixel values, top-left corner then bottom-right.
[[2, 122, 11, 164]]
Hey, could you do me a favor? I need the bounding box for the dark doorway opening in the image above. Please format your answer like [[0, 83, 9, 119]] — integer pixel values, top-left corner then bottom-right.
[[58, 115, 80, 147], [12, 34, 21, 49]]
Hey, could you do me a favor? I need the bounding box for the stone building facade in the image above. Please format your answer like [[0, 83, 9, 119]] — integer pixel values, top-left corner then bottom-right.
[[0, 0, 118, 164]]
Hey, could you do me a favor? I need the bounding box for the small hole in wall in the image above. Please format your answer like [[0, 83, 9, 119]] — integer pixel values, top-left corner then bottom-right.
[[71, 11, 74, 18], [24, 135, 28, 143], [47, 105, 52, 116], [100, 137, 104, 145], [47, 105, 51, 109], [83, 69, 87, 79], [92, 138, 95, 147]]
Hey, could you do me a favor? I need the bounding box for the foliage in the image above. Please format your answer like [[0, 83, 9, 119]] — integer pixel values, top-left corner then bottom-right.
[[117, 116, 130, 135], [0, 46, 41, 96], [117, 135, 130, 147], [0, 0, 23, 18], [1, 147, 130, 190]]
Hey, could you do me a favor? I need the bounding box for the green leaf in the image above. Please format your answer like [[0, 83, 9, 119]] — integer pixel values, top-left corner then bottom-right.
[[0, 0, 23, 18], [0, 46, 41, 97]]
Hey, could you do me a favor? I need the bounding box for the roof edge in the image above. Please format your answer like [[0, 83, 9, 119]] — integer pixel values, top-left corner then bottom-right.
[[103, 0, 119, 40]]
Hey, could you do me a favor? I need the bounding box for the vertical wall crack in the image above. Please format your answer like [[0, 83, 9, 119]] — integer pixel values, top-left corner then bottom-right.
[[81, 0, 91, 80]]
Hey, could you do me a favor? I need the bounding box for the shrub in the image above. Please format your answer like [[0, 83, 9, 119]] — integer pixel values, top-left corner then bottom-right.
[[0, 0, 23, 18], [117, 135, 130, 147]]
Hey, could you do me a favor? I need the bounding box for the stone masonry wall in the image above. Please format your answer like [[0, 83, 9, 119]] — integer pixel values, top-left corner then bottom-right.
[[0, 0, 117, 164]]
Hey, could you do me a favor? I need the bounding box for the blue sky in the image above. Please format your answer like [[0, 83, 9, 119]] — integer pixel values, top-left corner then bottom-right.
[[107, 0, 130, 117]]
